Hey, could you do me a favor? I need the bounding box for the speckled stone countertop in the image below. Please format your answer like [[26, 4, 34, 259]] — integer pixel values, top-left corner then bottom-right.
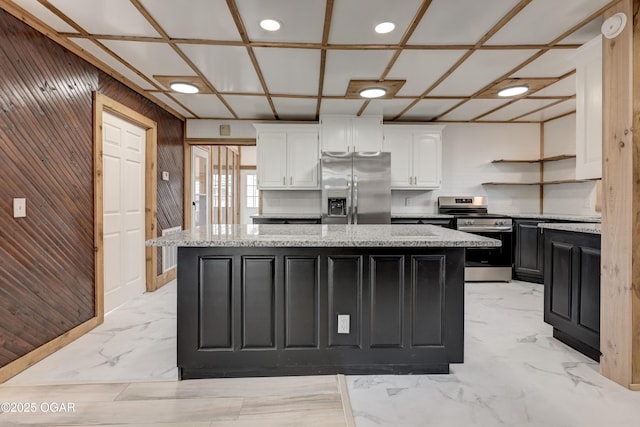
[[391, 213, 454, 219], [508, 213, 601, 222], [250, 214, 322, 219], [147, 224, 500, 248], [538, 223, 601, 235]]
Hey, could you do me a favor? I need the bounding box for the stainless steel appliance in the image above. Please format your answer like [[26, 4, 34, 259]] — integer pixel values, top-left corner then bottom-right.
[[321, 152, 391, 224], [438, 196, 512, 282]]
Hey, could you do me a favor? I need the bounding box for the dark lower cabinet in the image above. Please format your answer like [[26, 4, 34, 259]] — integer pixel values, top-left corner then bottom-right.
[[543, 229, 601, 361], [513, 219, 548, 283], [391, 218, 454, 228], [177, 246, 464, 378]]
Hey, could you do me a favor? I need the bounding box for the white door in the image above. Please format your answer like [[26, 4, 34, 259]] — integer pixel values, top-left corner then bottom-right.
[[102, 111, 146, 314], [288, 131, 319, 188], [191, 146, 210, 228], [383, 131, 413, 188], [413, 133, 441, 188]]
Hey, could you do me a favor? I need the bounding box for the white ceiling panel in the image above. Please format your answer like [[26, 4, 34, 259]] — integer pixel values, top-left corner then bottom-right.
[[511, 49, 577, 78], [400, 99, 463, 121], [559, 18, 603, 45], [100, 40, 194, 87], [172, 94, 234, 118], [253, 48, 320, 95], [438, 99, 512, 121], [388, 50, 468, 96], [430, 50, 539, 96], [271, 98, 318, 120], [323, 50, 396, 96], [139, 0, 241, 40], [69, 38, 156, 90], [410, 0, 521, 45], [178, 44, 263, 93], [486, 0, 612, 45], [515, 99, 576, 122], [320, 99, 368, 116], [235, 0, 325, 43], [479, 99, 559, 121], [329, 0, 423, 44], [151, 93, 196, 118], [364, 99, 418, 120], [12, 0, 78, 32], [533, 75, 576, 97], [48, 0, 161, 37], [224, 95, 275, 120]]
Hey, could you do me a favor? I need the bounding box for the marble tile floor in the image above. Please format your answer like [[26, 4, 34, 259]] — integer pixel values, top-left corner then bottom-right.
[[4, 280, 640, 426]]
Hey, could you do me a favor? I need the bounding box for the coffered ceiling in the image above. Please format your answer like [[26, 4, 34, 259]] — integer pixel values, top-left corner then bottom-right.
[[3, 0, 616, 123]]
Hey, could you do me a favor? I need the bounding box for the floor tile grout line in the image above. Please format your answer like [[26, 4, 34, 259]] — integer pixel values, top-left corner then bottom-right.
[[337, 374, 356, 427]]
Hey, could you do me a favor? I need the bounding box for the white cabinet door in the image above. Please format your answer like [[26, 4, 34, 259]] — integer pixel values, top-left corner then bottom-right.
[[352, 116, 383, 151], [320, 116, 350, 152], [383, 131, 413, 188], [575, 35, 602, 180], [257, 132, 287, 189], [288, 131, 319, 188], [413, 133, 441, 188]]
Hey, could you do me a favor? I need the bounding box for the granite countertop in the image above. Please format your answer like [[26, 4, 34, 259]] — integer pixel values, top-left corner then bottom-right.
[[538, 222, 601, 235], [146, 224, 501, 248], [508, 213, 601, 222], [391, 213, 454, 219], [250, 214, 322, 219]]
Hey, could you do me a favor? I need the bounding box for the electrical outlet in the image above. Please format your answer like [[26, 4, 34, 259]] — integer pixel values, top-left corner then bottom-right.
[[162, 171, 169, 181], [337, 314, 350, 334]]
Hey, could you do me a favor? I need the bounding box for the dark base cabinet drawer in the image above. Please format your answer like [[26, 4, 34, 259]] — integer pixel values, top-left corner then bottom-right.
[[543, 229, 601, 361]]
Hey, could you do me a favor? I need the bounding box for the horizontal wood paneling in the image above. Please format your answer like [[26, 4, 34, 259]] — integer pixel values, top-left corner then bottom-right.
[[0, 9, 183, 371]]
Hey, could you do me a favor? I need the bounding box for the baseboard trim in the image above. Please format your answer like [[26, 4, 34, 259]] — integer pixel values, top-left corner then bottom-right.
[[630, 383, 640, 391], [337, 374, 356, 427], [0, 316, 102, 383], [153, 269, 177, 291]]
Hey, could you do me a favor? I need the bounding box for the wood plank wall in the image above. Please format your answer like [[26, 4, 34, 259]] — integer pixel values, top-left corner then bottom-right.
[[0, 9, 183, 369]]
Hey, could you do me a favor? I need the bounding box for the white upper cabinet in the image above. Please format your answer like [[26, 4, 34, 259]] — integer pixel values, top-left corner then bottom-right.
[[575, 35, 602, 180], [383, 125, 444, 190], [320, 115, 383, 152], [255, 124, 319, 190]]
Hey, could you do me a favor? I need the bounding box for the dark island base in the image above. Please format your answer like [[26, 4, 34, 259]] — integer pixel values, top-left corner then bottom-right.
[[177, 246, 464, 379], [553, 328, 600, 362]]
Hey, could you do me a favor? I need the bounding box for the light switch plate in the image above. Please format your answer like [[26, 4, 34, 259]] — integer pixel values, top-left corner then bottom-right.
[[162, 171, 170, 181], [13, 198, 26, 218]]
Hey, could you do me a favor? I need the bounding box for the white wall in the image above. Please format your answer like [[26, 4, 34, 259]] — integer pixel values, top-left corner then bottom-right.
[[189, 119, 597, 216], [542, 114, 598, 215]]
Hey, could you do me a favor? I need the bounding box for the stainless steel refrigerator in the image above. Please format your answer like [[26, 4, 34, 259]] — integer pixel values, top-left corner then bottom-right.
[[321, 152, 391, 224]]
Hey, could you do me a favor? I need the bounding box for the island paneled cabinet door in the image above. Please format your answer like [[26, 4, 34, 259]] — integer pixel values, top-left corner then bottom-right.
[[176, 246, 465, 378]]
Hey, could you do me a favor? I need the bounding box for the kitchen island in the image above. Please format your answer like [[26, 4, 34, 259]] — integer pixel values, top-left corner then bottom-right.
[[148, 224, 500, 379]]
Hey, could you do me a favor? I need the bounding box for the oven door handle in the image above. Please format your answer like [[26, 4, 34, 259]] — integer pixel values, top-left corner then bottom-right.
[[457, 226, 512, 233]]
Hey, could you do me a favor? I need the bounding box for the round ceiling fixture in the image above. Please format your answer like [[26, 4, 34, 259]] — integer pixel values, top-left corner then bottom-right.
[[260, 19, 282, 31], [601, 12, 626, 39], [170, 81, 200, 94], [359, 87, 387, 98], [497, 85, 529, 97], [375, 22, 395, 34]]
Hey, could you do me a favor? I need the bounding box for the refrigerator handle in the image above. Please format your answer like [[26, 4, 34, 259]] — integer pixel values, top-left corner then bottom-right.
[[353, 175, 358, 224], [346, 175, 352, 224]]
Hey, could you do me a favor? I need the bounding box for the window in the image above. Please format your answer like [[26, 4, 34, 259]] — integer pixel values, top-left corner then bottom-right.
[[246, 174, 259, 208]]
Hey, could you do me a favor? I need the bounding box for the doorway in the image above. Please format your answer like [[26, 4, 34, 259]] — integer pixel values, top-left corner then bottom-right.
[[191, 146, 210, 228]]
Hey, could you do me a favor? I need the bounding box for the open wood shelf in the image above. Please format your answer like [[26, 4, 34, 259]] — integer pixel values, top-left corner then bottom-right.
[[491, 154, 576, 164], [482, 178, 600, 186]]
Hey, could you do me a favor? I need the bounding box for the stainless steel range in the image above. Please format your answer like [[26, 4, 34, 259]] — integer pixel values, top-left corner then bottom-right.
[[438, 196, 512, 282]]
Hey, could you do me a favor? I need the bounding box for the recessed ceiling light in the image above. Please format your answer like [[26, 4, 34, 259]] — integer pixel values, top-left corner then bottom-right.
[[375, 22, 395, 34], [359, 87, 387, 98], [170, 81, 200, 94], [260, 19, 281, 31], [497, 85, 529, 97]]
